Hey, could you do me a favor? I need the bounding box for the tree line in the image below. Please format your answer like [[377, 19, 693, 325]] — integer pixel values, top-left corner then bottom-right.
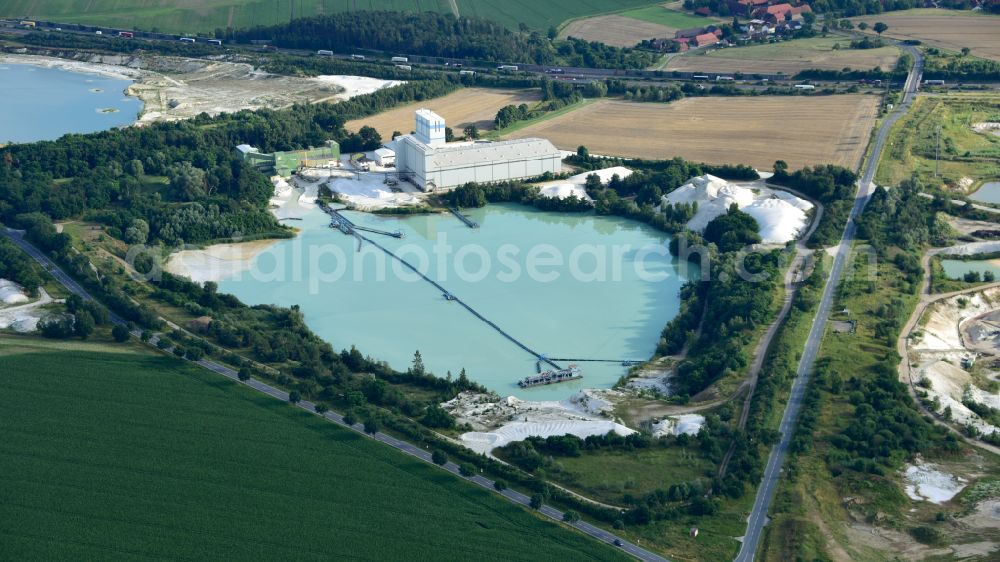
[[232, 11, 655, 69]]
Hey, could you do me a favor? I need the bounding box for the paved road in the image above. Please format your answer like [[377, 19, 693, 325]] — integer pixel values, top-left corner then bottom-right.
[[733, 44, 924, 562], [0, 19, 899, 88], [1, 226, 668, 562], [717, 189, 824, 477]]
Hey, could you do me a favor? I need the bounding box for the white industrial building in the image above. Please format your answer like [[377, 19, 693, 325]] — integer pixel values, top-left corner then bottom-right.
[[386, 109, 561, 191]]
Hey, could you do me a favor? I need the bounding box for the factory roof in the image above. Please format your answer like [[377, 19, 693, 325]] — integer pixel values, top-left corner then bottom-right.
[[400, 135, 560, 169]]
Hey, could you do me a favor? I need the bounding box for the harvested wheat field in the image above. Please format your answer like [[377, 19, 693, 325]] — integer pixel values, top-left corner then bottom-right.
[[560, 14, 674, 48], [346, 88, 541, 139], [667, 37, 900, 75], [851, 9, 1000, 61], [505, 95, 881, 170]]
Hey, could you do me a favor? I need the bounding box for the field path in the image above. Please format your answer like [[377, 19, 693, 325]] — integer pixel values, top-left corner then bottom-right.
[[445, 0, 459, 17]]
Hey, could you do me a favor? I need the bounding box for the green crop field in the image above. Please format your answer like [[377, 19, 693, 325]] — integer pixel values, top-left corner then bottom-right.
[[0, 0, 661, 33], [619, 5, 715, 28], [0, 337, 629, 562]]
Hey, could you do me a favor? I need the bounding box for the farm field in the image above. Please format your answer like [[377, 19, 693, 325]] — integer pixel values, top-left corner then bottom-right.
[[560, 3, 720, 48], [560, 15, 674, 48], [875, 93, 1000, 189], [667, 36, 901, 75], [851, 8, 1000, 61], [0, 336, 629, 562], [0, 0, 663, 33], [346, 87, 542, 139], [504, 95, 881, 170], [621, 4, 716, 27]]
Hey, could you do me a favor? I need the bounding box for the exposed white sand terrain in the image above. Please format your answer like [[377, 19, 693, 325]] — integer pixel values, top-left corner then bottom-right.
[[534, 166, 633, 202], [461, 420, 634, 455], [443, 390, 635, 454], [909, 287, 1000, 435], [0, 279, 30, 305], [662, 174, 813, 244], [0, 283, 54, 333], [652, 414, 705, 437], [903, 461, 967, 504]]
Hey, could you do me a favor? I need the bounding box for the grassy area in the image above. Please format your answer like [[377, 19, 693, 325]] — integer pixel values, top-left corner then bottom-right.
[[0, 335, 630, 562], [538, 447, 713, 507], [667, 35, 900, 75], [876, 94, 1000, 189], [619, 5, 713, 28], [0, 0, 663, 33]]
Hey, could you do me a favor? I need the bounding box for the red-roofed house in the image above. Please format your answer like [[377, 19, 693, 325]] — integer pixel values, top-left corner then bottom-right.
[[694, 7, 713, 16], [755, 2, 812, 23], [693, 32, 721, 48]]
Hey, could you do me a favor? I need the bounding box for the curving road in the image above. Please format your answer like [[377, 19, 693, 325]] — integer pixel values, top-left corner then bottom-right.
[[733, 44, 924, 562], [1, 226, 668, 562]]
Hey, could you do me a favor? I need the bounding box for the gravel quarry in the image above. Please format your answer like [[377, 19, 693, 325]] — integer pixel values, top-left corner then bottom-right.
[[0, 53, 402, 125]]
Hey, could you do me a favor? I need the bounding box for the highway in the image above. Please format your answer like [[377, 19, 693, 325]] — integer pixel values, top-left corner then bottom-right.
[[733, 43, 924, 562], [1, 226, 669, 562], [0, 18, 899, 89]]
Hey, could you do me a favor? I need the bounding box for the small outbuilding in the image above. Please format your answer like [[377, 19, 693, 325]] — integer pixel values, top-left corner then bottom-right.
[[374, 147, 396, 167]]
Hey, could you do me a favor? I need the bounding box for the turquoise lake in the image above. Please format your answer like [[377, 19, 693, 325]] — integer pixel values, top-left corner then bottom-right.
[[969, 182, 1000, 205], [219, 204, 693, 399], [941, 258, 1000, 280], [0, 63, 140, 143]]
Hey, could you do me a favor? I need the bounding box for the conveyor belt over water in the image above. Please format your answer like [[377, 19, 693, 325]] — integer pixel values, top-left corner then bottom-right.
[[320, 203, 560, 370]]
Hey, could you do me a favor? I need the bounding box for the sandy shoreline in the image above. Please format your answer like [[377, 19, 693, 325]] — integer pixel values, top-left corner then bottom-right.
[[0, 53, 142, 81], [1, 53, 403, 126]]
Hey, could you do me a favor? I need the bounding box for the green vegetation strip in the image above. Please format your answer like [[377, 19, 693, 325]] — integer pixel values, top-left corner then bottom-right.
[[0, 339, 628, 562]]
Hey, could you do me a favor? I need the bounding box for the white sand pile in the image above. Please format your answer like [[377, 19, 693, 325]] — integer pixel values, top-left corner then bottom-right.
[[568, 166, 634, 184], [534, 166, 632, 201], [0, 287, 53, 333], [538, 183, 590, 200], [443, 390, 635, 454], [903, 462, 967, 504], [652, 414, 705, 437], [312, 75, 404, 98], [460, 420, 634, 455], [662, 174, 813, 244], [0, 279, 29, 305]]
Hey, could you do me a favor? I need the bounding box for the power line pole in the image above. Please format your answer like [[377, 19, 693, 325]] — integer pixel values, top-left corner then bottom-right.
[[935, 125, 940, 178]]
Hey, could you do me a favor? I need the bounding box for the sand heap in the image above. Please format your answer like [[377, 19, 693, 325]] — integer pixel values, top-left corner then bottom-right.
[[0, 279, 29, 305], [0, 284, 53, 333], [535, 166, 634, 201], [662, 174, 813, 244], [443, 390, 634, 455]]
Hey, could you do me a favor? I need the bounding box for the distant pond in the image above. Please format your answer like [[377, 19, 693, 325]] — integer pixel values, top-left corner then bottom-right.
[[969, 182, 1000, 205]]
